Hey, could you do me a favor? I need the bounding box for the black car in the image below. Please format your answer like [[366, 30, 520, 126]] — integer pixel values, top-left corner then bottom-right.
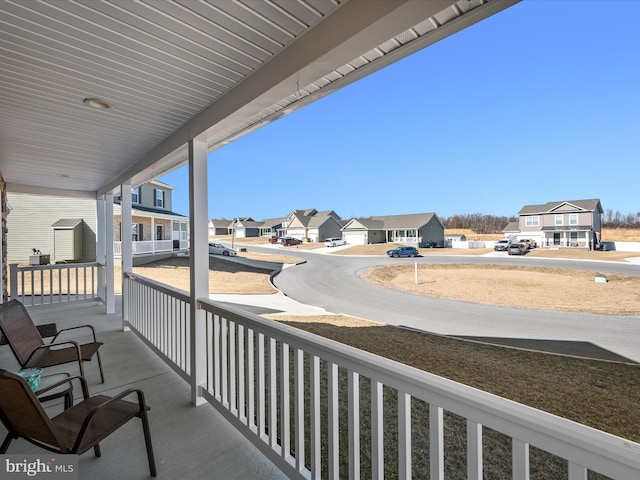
[[386, 246, 419, 258]]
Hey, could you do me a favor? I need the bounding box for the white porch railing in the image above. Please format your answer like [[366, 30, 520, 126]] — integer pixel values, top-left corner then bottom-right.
[[123, 273, 640, 480], [9, 262, 102, 307], [113, 239, 179, 257], [390, 236, 422, 244]]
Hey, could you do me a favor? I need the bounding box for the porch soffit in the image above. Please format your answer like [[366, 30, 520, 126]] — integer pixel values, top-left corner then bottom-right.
[[0, 0, 519, 198]]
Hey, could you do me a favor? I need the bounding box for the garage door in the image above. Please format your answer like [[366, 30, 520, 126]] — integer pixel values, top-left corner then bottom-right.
[[345, 233, 366, 245]]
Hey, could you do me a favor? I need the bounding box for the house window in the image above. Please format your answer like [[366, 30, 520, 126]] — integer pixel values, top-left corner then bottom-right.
[[569, 214, 578, 225], [525, 216, 539, 227], [132, 223, 144, 242], [132, 187, 140, 204], [570, 231, 578, 242], [555, 215, 563, 226], [154, 189, 164, 208], [156, 225, 163, 240]]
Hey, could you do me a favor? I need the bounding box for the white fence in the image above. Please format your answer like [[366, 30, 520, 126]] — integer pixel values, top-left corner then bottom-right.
[[9, 262, 102, 307], [123, 273, 640, 479], [113, 239, 184, 257]]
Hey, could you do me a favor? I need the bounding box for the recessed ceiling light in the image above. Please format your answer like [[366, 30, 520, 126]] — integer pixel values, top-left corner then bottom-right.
[[83, 98, 111, 110]]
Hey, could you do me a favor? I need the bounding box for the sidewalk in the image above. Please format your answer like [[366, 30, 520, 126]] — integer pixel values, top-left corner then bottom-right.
[[209, 291, 333, 316]]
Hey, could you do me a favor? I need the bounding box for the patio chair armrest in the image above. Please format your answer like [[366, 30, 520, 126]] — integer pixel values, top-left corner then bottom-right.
[[25, 340, 83, 364], [35, 374, 90, 399], [51, 324, 99, 343]]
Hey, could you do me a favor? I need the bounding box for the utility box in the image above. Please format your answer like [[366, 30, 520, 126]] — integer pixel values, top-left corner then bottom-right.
[[29, 254, 50, 266]]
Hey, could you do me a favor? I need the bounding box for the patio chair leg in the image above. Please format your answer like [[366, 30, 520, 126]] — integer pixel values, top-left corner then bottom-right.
[[140, 410, 157, 477], [96, 351, 105, 383], [1, 433, 15, 453], [93, 444, 101, 457]]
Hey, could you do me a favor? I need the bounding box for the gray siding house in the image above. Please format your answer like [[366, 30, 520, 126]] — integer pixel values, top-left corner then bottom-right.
[[7, 180, 187, 264], [6, 192, 98, 263], [342, 212, 445, 248], [517, 199, 603, 248]]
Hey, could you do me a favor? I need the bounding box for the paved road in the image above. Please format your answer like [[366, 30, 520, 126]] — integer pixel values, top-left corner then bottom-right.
[[258, 246, 640, 363]]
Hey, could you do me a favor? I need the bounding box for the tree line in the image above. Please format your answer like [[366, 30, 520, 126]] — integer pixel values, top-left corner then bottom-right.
[[442, 210, 640, 233]]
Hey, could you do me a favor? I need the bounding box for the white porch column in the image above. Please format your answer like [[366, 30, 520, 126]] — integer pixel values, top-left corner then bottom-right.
[[105, 194, 115, 314], [151, 217, 156, 253], [121, 183, 133, 327], [96, 197, 106, 304], [189, 137, 209, 406]]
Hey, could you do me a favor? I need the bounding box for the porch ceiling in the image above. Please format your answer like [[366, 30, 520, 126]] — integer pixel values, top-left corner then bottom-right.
[[0, 0, 518, 198]]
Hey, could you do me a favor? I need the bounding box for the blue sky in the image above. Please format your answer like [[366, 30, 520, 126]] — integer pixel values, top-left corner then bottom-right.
[[161, 1, 639, 221]]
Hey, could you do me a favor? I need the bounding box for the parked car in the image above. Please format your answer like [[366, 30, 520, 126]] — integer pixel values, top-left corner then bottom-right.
[[324, 237, 346, 247], [208, 242, 237, 256], [520, 238, 537, 249], [494, 239, 511, 251], [386, 246, 419, 258], [281, 237, 302, 246], [268, 236, 280, 244], [507, 243, 527, 255]]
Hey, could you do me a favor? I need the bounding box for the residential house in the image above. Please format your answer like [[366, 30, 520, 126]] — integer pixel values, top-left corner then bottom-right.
[[342, 212, 445, 247], [283, 209, 342, 242], [113, 180, 189, 258], [233, 217, 262, 238], [516, 199, 603, 248], [258, 217, 284, 238], [208, 218, 233, 237], [6, 181, 188, 265]]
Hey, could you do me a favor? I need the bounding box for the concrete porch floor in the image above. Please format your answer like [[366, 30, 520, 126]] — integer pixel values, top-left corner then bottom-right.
[[0, 299, 287, 480]]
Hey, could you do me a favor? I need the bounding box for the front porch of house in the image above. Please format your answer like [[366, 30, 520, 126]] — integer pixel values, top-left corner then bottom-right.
[[2, 269, 639, 479], [0, 300, 286, 480]]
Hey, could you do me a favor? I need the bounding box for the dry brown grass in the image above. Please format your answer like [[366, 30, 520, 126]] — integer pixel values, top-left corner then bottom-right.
[[266, 313, 640, 443], [364, 264, 640, 315], [122, 256, 278, 295]]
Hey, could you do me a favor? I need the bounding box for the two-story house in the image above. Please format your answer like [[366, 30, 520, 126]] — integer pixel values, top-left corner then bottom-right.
[[6, 180, 188, 265], [114, 180, 189, 258], [283, 209, 342, 242], [516, 199, 603, 249]]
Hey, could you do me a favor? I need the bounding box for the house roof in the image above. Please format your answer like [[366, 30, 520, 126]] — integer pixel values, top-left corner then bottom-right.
[[503, 221, 520, 232], [236, 220, 263, 228], [260, 218, 284, 228], [519, 199, 603, 215], [209, 218, 232, 228], [344, 212, 442, 230], [288, 209, 341, 228], [114, 203, 187, 218]]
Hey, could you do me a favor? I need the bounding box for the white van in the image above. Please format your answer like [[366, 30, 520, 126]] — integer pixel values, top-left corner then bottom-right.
[[324, 237, 346, 247]]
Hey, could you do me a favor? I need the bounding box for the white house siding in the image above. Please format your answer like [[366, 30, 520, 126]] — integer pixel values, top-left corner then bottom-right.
[[6, 192, 97, 263]]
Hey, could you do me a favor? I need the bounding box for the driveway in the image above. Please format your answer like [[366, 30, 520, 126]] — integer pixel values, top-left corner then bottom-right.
[[260, 247, 640, 363]]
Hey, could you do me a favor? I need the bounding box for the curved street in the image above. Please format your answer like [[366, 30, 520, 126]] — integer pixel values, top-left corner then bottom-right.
[[259, 246, 640, 363]]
